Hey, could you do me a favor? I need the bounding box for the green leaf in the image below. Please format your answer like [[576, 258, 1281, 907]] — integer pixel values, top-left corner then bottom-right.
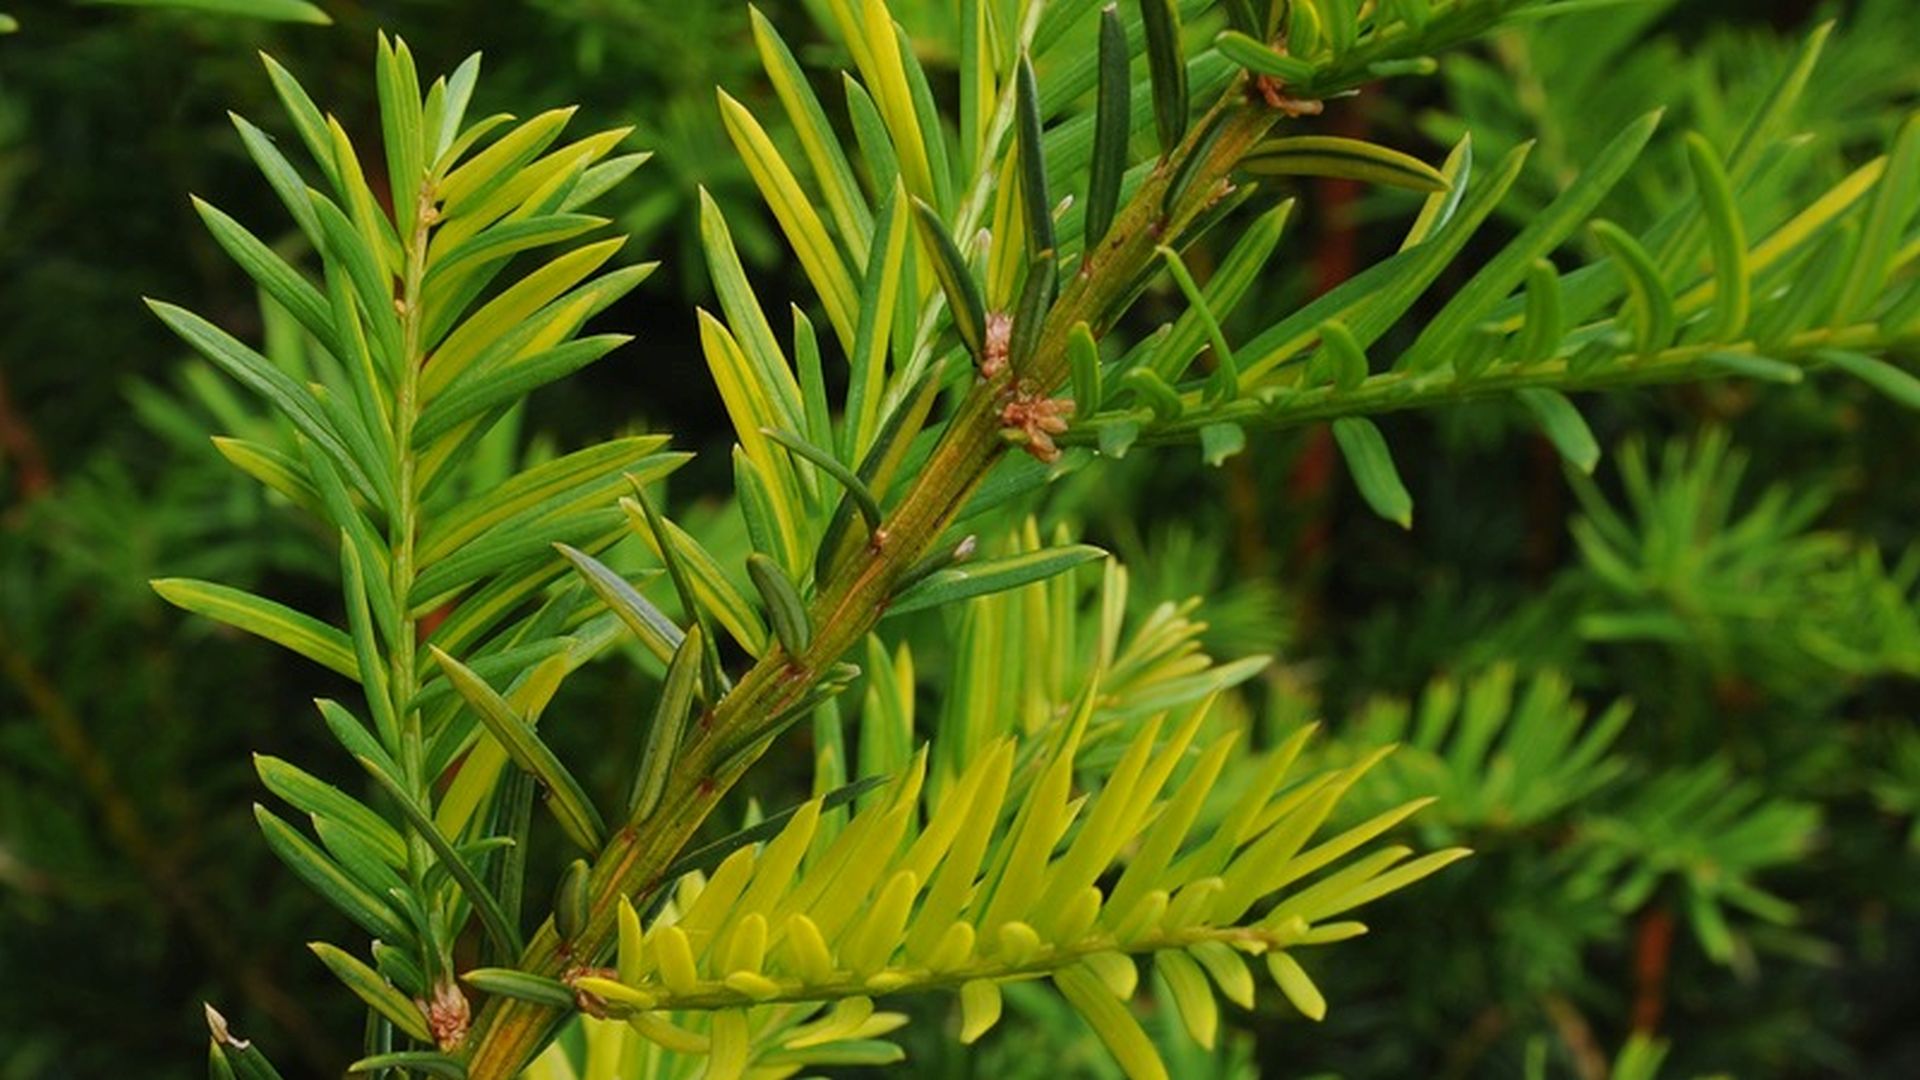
[[630, 626, 703, 821], [355, 756, 524, 959], [145, 300, 377, 501], [1751, 221, 1857, 345], [1309, 320, 1367, 392], [1157, 246, 1237, 398], [1514, 258, 1564, 363], [1121, 366, 1183, 420], [1517, 388, 1600, 475], [1016, 55, 1054, 256], [338, 538, 399, 746], [1199, 422, 1246, 466], [375, 34, 426, 236], [191, 198, 338, 357], [1589, 220, 1675, 354], [565, 152, 649, 212], [309, 942, 432, 1043], [624, 481, 769, 660], [426, 540, 607, 657], [90, 0, 331, 24], [1397, 110, 1662, 372], [254, 755, 404, 867], [258, 52, 338, 190], [228, 112, 325, 250], [734, 449, 798, 577], [1240, 141, 1530, 382], [208, 1039, 237, 1080], [912, 197, 986, 362], [151, 578, 356, 679], [1701, 351, 1802, 384], [1068, 322, 1104, 414], [960, 979, 1003, 1044], [1834, 114, 1920, 324], [255, 805, 409, 943], [1683, 134, 1750, 340], [414, 334, 631, 444], [429, 646, 607, 854], [954, 0, 993, 173], [1241, 136, 1448, 193], [888, 545, 1106, 616], [308, 193, 404, 380], [419, 436, 679, 565], [1139, 0, 1188, 157], [1215, 29, 1316, 84], [205, 1005, 286, 1080], [1332, 417, 1413, 529], [432, 53, 483, 162], [1820, 350, 1920, 410], [556, 543, 684, 663], [1086, 7, 1132, 250], [554, 857, 591, 942], [1401, 135, 1472, 252], [1288, 0, 1323, 58], [316, 699, 401, 787], [347, 1052, 467, 1078], [694, 207, 810, 469], [845, 182, 910, 460], [1009, 257, 1059, 374], [408, 506, 623, 611], [660, 775, 887, 882], [844, 73, 902, 226], [424, 238, 630, 393], [461, 968, 576, 1009], [1322, 0, 1357, 56], [1162, 109, 1232, 220], [747, 553, 811, 656], [1459, 322, 1506, 380], [892, 18, 954, 216], [1151, 200, 1294, 385], [763, 427, 884, 534], [794, 307, 836, 455]]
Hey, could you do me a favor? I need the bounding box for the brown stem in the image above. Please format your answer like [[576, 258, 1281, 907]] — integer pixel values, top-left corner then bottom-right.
[[0, 369, 54, 510], [1544, 992, 1608, 1080], [1630, 904, 1674, 1034]]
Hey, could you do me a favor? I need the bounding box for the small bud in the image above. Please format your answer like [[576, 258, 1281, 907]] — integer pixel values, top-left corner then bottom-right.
[[1000, 386, 1077, 463], [424, 980, 470, 1050], [982, 312, 1014, 379], [204, 1003, 249, 1049]]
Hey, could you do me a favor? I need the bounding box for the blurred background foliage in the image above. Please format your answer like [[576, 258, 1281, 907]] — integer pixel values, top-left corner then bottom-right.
[[2, 0, 1917, 1077]]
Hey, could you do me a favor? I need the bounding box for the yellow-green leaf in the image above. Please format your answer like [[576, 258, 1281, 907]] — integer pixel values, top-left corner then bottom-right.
[[152, 578, 356, 678], [1056, 965, 1169, 1080], [1242, 136, 1448, 193], [718, 90, 861, 351], [309, 942, 431, 1043]]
